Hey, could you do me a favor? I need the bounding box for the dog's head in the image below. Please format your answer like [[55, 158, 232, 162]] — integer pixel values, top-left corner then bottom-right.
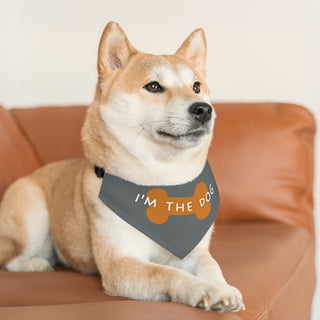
[[83, 22, 215, 167]]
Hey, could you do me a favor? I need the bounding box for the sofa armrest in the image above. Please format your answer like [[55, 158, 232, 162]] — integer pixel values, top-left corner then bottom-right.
[[209, 102, 316, 235]]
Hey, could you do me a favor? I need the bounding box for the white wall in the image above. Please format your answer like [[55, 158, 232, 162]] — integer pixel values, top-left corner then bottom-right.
[[0, 0, 319, 318]]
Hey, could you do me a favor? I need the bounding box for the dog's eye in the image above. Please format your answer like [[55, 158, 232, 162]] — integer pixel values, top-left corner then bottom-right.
[[144, 81, 164, 93], [193, 82, 201, 94]]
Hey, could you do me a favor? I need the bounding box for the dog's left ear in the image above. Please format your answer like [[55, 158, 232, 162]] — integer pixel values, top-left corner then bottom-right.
[[175, 28, 207, 78]]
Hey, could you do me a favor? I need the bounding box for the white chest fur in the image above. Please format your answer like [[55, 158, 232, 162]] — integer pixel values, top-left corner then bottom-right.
[[94, 200, 213, 265]]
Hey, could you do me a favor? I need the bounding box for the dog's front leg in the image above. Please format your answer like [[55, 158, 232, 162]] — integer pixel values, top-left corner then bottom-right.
[[95, 250, 245, 311], [169, 247, 245, 311], [186, 247, 227, 283], [91, 234, 244, 311]]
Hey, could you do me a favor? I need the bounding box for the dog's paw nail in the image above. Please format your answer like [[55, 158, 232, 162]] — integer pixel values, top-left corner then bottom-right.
[[196, 295, 209, 309], [211, 301, 224, 312], [202, 295, 209, 309], [221, 298, 230, 306]]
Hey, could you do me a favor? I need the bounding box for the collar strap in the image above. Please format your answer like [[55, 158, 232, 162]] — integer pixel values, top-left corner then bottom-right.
[[94, 165, 105, 178]]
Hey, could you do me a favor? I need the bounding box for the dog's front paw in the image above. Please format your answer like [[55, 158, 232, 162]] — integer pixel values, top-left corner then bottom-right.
[[177, 281, 245, 312]]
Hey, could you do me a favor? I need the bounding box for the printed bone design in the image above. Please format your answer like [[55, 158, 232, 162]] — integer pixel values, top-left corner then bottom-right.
[[146, 182, 211, 224]]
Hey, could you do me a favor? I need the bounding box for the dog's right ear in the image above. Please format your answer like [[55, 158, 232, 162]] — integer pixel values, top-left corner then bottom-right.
[[175, 28, 207, 79], [97, 22, 136, 81]]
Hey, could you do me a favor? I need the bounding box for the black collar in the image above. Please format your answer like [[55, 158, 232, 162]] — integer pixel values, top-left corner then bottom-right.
[[94, 165, 105, 178]]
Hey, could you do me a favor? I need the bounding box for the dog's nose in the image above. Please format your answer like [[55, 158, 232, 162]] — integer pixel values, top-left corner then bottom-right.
[[188, 102, 212, 124]]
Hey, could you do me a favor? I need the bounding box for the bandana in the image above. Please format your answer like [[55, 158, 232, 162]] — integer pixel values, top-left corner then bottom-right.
[[97, 161, 219, 259]]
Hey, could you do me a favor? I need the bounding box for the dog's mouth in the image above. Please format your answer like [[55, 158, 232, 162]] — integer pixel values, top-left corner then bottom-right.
[[156, 128, 207, 139]]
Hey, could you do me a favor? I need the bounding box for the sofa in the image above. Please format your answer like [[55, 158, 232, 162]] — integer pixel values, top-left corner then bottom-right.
[[0, 102, 316, 320]]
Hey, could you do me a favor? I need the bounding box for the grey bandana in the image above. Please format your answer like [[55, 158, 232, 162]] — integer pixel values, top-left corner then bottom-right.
[[98, 161, 219, 259]]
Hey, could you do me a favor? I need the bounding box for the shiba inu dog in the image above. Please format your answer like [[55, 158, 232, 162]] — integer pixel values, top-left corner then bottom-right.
[[0, 21, 244, 312]]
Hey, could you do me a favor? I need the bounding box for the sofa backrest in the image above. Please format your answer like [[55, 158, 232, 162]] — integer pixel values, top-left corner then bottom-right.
[[0, 103, 315, 234], [10, 106, 87, 164], [0, 105, 41, 199]]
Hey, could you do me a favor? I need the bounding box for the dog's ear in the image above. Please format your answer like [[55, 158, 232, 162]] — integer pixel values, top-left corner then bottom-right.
[[97, 21, 136, 80], [175, 28, 207, 78]]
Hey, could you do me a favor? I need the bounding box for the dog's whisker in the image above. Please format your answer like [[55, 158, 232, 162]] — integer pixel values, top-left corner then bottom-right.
[[144, 106, 185, 116], [167, 116, 189, 121], [133, 126, 145, 151], [127, 117, 191, 129], [126, 120, 168, 129]]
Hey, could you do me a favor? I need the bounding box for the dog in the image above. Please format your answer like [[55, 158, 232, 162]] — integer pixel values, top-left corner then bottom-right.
[[0, 21, 245, 312]]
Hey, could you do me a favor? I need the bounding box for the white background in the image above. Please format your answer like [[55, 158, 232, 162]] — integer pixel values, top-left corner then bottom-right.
[[0, 0, 319, 318]]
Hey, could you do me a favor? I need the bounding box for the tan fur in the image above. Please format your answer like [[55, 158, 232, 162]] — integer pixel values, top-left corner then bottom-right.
[[0, 21, 244, 311], [0, 177, 37, 265]]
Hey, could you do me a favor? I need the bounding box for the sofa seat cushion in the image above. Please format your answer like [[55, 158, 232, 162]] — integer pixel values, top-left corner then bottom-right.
[[0, 222, 315, 320]]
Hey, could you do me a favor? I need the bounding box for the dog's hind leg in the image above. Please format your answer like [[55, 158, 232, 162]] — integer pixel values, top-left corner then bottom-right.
[[0, 177, 55, 271], [0, 238, 19, 267]]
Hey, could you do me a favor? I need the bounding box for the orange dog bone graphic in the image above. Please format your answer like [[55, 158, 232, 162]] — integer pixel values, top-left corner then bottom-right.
[[146, 182, 211, 224]]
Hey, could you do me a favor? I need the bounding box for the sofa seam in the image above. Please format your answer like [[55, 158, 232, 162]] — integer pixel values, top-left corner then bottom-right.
[[0, 300, 152, 310], [279, 102, 316, 236], [10, 110, 44, 166], [299, 123, 316, 237], [254, 236, 314, 320]]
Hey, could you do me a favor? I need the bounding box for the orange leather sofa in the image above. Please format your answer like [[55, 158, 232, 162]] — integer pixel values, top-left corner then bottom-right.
[[0, 102, 316, 320]]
